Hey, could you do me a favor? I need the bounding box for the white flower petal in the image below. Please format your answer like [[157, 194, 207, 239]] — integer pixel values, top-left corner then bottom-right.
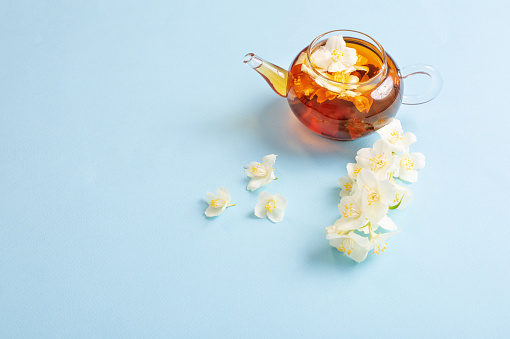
[[268, 208, 285, 223], [206, 192, 217, 205], [340, 47, 358, 66], [311, 47, 332, 69], [346, 163, 362, 180], [273, 193, 288, 210], [378, 215, 397, 231], [257, 191, 273, 203], [262, 154, 277, 169], [205, 206, 225, 217], [332, 216, 366, 232], [216, 186, 231, 201], [366, 201, 388, 225], [247, 177, 266, 191], [254, 202, 268, 218], [357, 169, 378, 189], [403, 132, 417, 150], [377, 179, 397, 205], [399, 170, 418, 183], [325, 35, 346, 52], [244, 161, 262, 178], [411, 152, 426, 170], [327, 61, 347, 73]]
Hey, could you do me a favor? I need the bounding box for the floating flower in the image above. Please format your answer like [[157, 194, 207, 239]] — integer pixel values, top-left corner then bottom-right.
[[326, 230, 370, 263], [205, 186, 235, 217], [330, 191, 368, 232], [353, 95, 372, 113], [254, 192, 288, 223], [395, 152, 425, 183], [338, 176, 356, 197], [356, 139, 399, 180], [376, 119, 417, 153], [244, 154, 277, 191], [311, 35, 358, 73]]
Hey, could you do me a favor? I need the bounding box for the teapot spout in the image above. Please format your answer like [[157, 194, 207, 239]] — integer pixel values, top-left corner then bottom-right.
[[243, 53, 289, 97]]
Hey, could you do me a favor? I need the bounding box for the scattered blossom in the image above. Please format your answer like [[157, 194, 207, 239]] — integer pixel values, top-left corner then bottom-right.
[[254, 192, 288, 223], [326, 119, 424, 262], [205, 186, 235, 217], [244, 154, 277, 191]]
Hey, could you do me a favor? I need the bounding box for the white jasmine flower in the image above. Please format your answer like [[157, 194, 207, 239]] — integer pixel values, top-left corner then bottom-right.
[[346, 162, 363, 180], [338, 176, 356, 197], [356, 139, 399, 180], [326, 230, 370, 263], [311, 35, 358, 73], [376, 119, 417, 153], [391, 183, 413, 210], [395, 152, 425, 183], [330, 191, 368, 232], [244, 154, 277, 191], [205, 186, 235, 217], [356, 169, 396, 224], [254, 192, 288, 223]]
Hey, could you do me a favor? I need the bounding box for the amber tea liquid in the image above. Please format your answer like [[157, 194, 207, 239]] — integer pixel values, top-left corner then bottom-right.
[[287, 37, 402, 140]]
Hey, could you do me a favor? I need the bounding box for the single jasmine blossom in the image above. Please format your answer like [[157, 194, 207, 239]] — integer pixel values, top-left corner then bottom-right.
[[310, 35, 358, 73], [244, 154, 277, 191], [205, 186, 235, 217], [254, 192, 288, 223], [395, 152, 425, 183]]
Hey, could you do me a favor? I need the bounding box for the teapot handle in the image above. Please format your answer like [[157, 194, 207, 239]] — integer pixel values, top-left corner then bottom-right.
[[400, 64, 443, 105]]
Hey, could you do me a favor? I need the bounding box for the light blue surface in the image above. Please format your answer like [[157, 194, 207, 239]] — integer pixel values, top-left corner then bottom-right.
[[1, 0, 509, 337]]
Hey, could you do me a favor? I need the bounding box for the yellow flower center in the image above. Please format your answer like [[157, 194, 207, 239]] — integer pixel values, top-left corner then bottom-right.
[[401, 157, 414, 171], [251, 163, 267, 176], [331, 49, 344, 62], [211, 199, 220, 208], [342, 203, 359, 218], [369, 154, 388, 171], [265, 200, 276, 212], [364, 186, 379, 205], [390, 129, 403, 142], [372, 243, 387, 255], [344, 182, 352, 191], [337, 240, 353, 256], [354, 166, 362, 175]]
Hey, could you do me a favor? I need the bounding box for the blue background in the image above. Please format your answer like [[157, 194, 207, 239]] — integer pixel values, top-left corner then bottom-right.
[[1, 0, 509, 337]]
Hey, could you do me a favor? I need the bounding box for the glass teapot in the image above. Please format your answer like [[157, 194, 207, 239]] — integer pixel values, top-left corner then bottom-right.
[[244, 30, 442, 140]]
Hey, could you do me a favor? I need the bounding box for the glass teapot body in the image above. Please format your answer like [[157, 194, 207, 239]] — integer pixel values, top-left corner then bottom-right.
[[244, 30, 442, 141]]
